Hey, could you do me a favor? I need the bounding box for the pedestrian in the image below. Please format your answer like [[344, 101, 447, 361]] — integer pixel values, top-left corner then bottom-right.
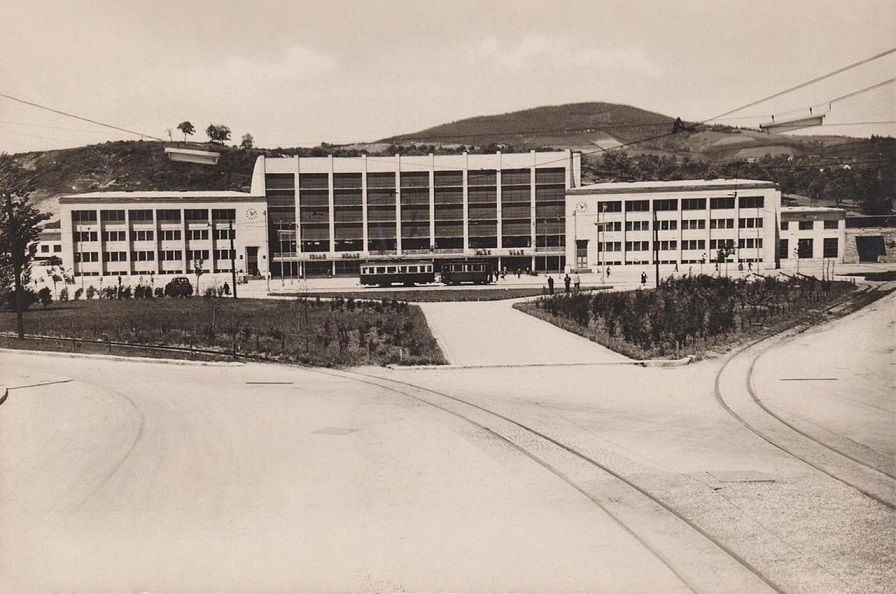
[[748, 262, 753, 271], [223, 282, 230, 296], [547, 275, 555, 294], [640, 271, 647, 287], [564, 273, 571, 293], [688, 266, 693, 276], [606, 266, 611, 278], [674, 263, 679, 273], [573, 273, 581, 292], [516, 267, 521, 279]]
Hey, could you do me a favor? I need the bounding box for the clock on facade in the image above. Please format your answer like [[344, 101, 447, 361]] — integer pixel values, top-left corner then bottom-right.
[[246, 207, 258, 220], [574, 201, 589, 214]]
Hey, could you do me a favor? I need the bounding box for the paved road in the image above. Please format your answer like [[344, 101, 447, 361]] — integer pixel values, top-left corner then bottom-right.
[[1, 352, 688, 594], [419, 298, 629, 366]]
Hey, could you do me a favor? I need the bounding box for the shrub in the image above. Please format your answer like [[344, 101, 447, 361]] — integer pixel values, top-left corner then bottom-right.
[[74, 287, 84, 301], [85, 286, 97, 300], [59, 287, 69, 302], [37, 287, 52, 309], [4, 288, 38, 311]]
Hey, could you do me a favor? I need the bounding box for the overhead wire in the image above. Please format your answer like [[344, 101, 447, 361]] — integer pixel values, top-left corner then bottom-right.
[[0, 92, 166, 143]]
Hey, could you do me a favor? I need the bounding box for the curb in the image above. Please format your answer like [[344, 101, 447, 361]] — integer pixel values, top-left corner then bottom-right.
[[0, 387, 7, 407], [0, 347, 244, 367], [387, 355, 693, 371]]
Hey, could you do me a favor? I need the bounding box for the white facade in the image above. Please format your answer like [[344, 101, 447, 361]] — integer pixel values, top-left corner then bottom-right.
[[779, 207, 846, 264], [565, 179, 782, 271], [59, 191, 268, 279]]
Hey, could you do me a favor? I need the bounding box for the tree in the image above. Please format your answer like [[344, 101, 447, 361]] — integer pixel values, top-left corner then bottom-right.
[[206, 124, 231, 144], [240, 133, 254, 149], [0, 155, 51, 338], [177, 121, 195, 142], [193, 258, 206, 295]]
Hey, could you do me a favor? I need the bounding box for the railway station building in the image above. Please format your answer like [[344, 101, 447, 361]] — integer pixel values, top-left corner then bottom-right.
[[54, 150, 845, 282]]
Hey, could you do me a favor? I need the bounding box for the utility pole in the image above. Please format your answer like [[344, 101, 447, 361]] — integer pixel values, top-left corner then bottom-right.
[[653, 208, 660, 287], [229, 220, 237, 298]]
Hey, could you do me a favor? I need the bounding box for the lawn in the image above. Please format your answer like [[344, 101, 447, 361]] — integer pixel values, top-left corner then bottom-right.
[[0, 296, 445, 367]]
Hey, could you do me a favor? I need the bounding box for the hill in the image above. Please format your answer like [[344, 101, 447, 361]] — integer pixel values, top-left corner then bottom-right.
[[383, 102, 674, 149], [9, 102, 894, 218]]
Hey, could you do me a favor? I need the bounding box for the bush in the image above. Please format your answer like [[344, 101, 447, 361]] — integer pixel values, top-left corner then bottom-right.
[[74, 287, 84, 301], [37, 287, 52, 309], [59, 287, 69, 302], [4, 288, 38, 311], [154, 286, 164, 298], [85, 286, 97, 300]]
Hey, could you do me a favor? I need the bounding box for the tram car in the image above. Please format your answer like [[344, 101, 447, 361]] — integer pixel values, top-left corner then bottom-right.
[[439, 260, 495, 285], [359, 261, 436, 286]]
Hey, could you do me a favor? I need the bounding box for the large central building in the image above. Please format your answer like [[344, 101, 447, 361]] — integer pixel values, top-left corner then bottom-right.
[[259, 150, 582, 277]]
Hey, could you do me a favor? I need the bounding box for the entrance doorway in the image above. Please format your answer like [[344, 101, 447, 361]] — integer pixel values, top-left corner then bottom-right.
[[245, 246, 259, 276]]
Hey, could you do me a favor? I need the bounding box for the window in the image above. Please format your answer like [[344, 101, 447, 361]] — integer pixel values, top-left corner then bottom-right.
[[214, 228, 235, 240], [653, 199, 678, 211], [625, 241, 650, 251], [161, 230, 181, 241], [212, 209, 236, 222], [103, 251, 127, 262], [710, 197, 735, 210], [185, 209, 208, 222], [682, 219, 705, 230], [187, 249, 210, 261], [40, 245, 49, 253], [625, 220, 650, 231], [131, 251, 155, 261], [657, 220, 677, 231], [824, 220, 839, 230], [53, 245, 61, 253], [823, 238, 838, 258], [103, 230, 127, 242], [158, 209, 181, 222], [798, 221, 814, 230], [596, 200, 622, 213], [74, 231, 98, 242], [738, 238, 763, 249], [738, 218, 762, 228], [160, 250, 182, 261], [100, 210, 125, 222], [710, 218, 734, 229], [682, 198, 706, 210], [658, 240, 678, 251], [75, 252, 99, 263], [132, 230, 154, 241], [780, 221, 789, 231], [214, 249, 235, 260], [778, 239, 789, 259], [682, 240, 706, 250], [129, 209, 153, 221], [72, 210, 98, 223], [797, 238, 813, 258], [188, 229, 209, 240], [739, 196, 764, 209], [625, 200, 650, 212]]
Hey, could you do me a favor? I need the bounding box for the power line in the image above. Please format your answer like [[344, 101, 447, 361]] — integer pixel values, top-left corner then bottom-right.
[[0, 92, 165, 143], [706, 47, 896, 123]]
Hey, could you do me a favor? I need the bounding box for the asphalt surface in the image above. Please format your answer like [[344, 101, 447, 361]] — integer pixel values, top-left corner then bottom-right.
[[2, 266, 894, 593]]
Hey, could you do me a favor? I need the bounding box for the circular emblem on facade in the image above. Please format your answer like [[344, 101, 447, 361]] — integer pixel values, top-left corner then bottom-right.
[[574, 200, 589, 214], [246, 207, 258, 220]]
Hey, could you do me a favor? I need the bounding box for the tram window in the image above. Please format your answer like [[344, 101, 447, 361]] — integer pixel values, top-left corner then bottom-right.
[[376, 267, 385, 273], [426, 265, 432, 272], [387, 266, 396, 273], [408, 265, 418, 272]]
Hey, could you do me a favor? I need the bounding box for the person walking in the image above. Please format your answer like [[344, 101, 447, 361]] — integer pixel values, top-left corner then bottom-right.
[[564, 273, 571, 293], [606, 266, 611, 278], [547, 275, 555, 295], [573, 273, 581, 292], [640, 271, 647, 287]]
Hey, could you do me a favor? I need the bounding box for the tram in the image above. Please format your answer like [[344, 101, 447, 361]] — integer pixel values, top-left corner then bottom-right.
[[439, 260, 494, 285], [359, 261, 436, 287]]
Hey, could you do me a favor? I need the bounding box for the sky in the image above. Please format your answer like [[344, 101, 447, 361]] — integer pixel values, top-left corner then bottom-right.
[[1, 0, 894, 154]]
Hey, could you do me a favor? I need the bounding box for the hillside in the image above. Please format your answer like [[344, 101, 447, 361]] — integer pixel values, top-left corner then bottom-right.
[[383, 102, 675, 148], [9, 102, 894, 218]]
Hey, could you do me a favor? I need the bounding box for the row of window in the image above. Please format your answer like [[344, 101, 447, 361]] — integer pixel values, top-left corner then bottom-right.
[[73, 228, 236, 243], [781, 220, 840, 230], [74, 250, 236, 263], [779, 238, 839, 258], [71, 209, 237, 224], [594, 196, 764, 213]]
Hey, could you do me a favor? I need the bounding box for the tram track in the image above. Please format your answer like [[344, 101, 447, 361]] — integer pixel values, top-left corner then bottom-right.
[[324, 366, 786, 594], [713, 283, 896, 510]]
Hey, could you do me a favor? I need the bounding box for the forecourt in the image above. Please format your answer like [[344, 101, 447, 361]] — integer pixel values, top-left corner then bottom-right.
[[2, 350, 689, 593]]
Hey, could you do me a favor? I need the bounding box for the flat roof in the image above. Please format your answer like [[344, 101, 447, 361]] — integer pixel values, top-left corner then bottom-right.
[[60, 190, 264, 205], [569, 178, 776, 195], [781, 206, 846, 213]]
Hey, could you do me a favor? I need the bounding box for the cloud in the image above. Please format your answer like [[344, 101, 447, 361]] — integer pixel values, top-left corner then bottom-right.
[[220, 44, 338, 86]]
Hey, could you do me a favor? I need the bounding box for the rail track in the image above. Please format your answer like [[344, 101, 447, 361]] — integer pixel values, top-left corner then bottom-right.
[[713, 283, 896, 510], [324, 366, 786, 594]]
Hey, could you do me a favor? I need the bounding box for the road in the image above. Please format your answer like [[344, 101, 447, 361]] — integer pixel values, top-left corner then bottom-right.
[[1, 285, 894, 593]]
